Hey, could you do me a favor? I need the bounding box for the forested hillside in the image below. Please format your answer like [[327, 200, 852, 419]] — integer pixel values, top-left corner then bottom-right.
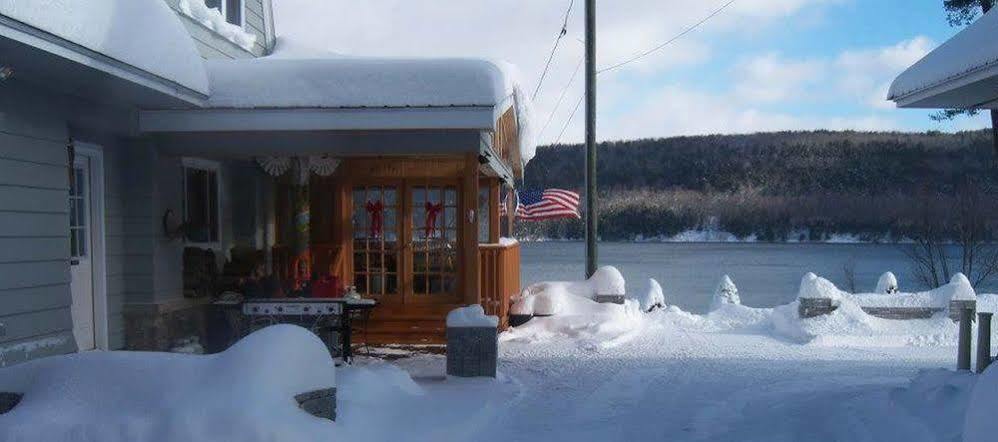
[[516, 130, 998, 241]]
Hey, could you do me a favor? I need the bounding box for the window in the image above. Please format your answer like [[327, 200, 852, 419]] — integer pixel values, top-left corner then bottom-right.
[[204, 0, 243, 26], [183, 159, 220, 245], [478, 187, 491, 243], [69, 167, 87, 258]]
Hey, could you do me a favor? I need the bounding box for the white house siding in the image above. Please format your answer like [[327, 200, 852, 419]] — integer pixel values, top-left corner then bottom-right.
[[0, 86, 78, 365], [163, 0, 272, 59]]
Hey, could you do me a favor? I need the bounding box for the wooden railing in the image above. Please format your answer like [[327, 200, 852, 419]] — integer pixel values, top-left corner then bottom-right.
[[479, 241, 521, 330]]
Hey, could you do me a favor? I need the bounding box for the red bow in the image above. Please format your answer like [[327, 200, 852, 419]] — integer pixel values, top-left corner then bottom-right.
[[365, 200, 384, 238], [425, 201, 443, 237]]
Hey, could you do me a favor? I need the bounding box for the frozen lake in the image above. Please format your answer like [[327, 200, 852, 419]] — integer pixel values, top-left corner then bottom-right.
[[520, 241, 998, 313]]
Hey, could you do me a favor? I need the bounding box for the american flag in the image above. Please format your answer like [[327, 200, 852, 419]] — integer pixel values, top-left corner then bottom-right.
[[514, 189, 581, 221]]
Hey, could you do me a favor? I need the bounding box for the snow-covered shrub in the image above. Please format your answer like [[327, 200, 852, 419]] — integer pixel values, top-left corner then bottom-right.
[[875, 272, 899, 294], [0, 325, 336, 441], [515, 266, 626, 316], [965, 364, 998, 442], [710, 275, 741, 311], [636, 278, 665, 312]]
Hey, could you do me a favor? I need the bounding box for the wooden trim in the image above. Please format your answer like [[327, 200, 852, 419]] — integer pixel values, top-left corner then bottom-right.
[[488, 179, 501, 243], [461, 153, 481, 305]]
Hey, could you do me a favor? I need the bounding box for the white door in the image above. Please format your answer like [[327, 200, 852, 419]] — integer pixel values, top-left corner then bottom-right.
[[69, 155, 96, 351]]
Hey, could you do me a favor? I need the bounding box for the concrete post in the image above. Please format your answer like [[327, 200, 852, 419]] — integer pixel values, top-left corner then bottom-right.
[[959, 307, 973, 371], [978, 312, 993, 374]]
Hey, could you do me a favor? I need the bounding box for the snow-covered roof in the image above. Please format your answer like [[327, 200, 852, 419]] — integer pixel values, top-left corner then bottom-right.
[[204, 56, 537, 164], [206, 57, 512, 109], [0, 0, 210, 95], [888, 9, 998, 108]]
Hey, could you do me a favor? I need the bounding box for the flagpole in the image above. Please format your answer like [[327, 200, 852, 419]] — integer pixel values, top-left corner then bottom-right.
[[584, 0, 598, 278]]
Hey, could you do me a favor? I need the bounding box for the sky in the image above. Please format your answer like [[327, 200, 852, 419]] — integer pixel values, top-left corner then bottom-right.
[[273, 0, 991, 144]]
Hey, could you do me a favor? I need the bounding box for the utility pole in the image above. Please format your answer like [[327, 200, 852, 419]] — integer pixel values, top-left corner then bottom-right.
[[584, 0, 598, 278]]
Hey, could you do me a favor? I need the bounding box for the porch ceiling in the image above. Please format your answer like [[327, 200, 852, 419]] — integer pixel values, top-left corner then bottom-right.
[[152, 129, 485, 159]]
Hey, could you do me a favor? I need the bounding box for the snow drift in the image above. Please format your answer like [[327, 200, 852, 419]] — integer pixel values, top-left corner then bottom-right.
[[0, 325, 337, 442], [513, 266, 626, 316]]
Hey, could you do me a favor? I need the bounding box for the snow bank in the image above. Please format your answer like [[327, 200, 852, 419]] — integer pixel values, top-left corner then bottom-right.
[[710, 275, 741, 311], [447, 305, 499, 328], [635, 278, 665, 312], [502, 296, 645, 349], [178, 0, 257, 51], [514, 266, 625, 316], [875, 272, 899, 294], [965, 364, 998, 442], [0, 0, 209, 94], [0, 325, 336, 442], [848, 273, 976, 309]]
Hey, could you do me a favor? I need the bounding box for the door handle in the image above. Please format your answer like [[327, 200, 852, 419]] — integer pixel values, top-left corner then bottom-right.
[[70, 259, 80, 266]]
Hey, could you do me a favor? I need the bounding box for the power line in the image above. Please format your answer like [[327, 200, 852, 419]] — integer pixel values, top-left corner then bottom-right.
[[554, 94, 585, 145], [538, 55, 584, 139], [598, 0, 737, 74], [548, 0, 737, 145], [533, 0, 576, 100]]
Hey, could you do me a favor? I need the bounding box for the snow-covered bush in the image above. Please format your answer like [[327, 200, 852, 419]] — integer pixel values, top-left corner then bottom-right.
[[514, 266, 626, 316], [0, 325, 336, 441], [635, 278, 665, 312], [875, 272, 899, 294], [710, 275, 741, 311]]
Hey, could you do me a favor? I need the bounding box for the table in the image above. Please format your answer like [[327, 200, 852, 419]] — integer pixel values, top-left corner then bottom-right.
[[239, 298, 377, 363]]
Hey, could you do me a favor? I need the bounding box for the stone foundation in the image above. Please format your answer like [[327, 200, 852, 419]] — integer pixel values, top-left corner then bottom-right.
[[123, 298, 211, 352], [593, 294, 626, 304], [798, 297, 977, 322], [295, 388, 336, 421], [798, 298, 836, 318]]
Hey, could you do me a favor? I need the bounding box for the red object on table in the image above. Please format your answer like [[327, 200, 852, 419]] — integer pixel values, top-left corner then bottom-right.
[[312, 275, 342, 298]]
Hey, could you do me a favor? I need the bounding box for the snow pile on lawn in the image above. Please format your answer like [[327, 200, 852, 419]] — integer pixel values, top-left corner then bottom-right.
[[634, 278, 665, 312], [178, 0, 257, 51], [771, 273, 962, 346], [0, 325, 336, 442], [447, 305, 499, 328], [710, 275, 741, 310], [0, 0, 209, 94], [513, 266, 625, 316]]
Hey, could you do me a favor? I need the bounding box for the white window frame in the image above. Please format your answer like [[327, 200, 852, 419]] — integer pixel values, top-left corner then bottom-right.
[[182, 157, 222, 249], [218, 0, 245, 28]]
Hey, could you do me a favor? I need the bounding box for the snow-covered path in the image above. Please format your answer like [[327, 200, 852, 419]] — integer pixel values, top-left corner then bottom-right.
[[347, 318, 960, 442]]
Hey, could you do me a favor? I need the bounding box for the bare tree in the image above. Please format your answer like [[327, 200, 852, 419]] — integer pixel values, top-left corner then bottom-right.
[[904, 181, 998, 289]]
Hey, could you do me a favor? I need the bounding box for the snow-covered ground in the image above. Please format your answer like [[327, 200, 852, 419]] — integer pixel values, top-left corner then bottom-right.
[[342, 310, 963, 441], [4, 270, 994, 441]]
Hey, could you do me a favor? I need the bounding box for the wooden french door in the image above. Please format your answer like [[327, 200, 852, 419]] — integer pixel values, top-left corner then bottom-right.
[[351, 181, 462, 304]]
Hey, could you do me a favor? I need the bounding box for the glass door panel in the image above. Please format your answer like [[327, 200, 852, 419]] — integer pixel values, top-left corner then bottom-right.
[[409, 184, 459, 299], [352, 185, 400, 297]]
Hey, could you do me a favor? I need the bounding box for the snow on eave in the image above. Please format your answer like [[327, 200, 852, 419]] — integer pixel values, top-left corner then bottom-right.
[[204, 55, 538, 165], [888, 8, 998, 104], [0, 0, 210, 96]]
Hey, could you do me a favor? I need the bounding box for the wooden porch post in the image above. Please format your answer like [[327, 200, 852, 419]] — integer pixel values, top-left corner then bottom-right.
[[462, 153, 481, 305]]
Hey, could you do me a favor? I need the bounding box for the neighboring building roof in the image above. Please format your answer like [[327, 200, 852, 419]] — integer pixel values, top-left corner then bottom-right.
[[0, 0, 210, 95], [889, 9, 998, 108]]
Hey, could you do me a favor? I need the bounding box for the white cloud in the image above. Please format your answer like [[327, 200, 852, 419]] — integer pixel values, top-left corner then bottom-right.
[[733, 53, 824, 102]]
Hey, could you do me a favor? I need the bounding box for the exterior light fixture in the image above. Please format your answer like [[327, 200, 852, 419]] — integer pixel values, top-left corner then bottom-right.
[[0, 66, 12, 81]]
